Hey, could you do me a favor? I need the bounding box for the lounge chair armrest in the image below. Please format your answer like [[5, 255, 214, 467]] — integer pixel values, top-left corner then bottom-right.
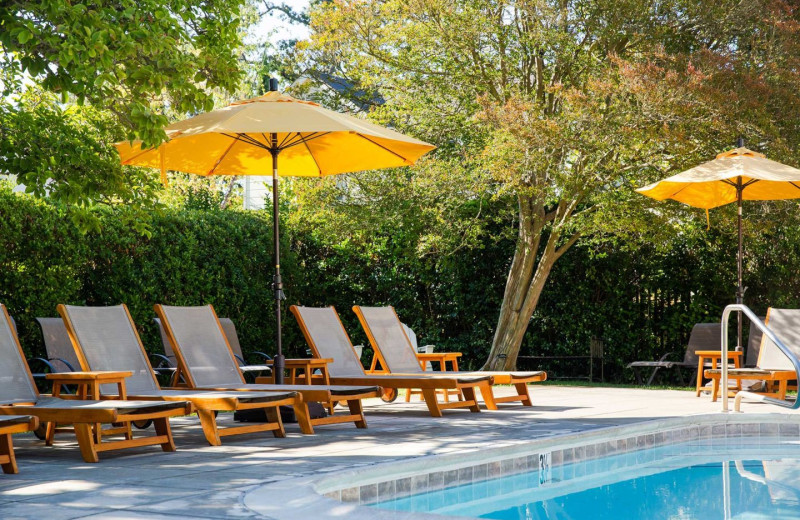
[[149, 353, 175, 368], [252, 351, 272, 361], [49, 357, 77, 372], [26, 357, 58, 378], [233, 353, 246, 365], [657, 352, 678, 362]]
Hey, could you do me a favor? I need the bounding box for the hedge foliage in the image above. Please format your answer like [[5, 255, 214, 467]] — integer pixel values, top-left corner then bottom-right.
[[0, 186, 300, 361], [2, 185, 797, 383]]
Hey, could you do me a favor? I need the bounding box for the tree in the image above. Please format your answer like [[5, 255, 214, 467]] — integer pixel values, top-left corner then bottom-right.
[[0, 89, 162, 231], [1, 0, 247, 147], [299, 0, 800, 369]]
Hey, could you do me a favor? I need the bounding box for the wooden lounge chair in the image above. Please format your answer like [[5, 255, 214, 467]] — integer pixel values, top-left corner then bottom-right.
[[153, 304, 382, 433], [0, 415, 38, 474], [154, 317, 271, 379], [58, 304, 301, 446], [352, 305, 547, 407], [0, 303, 191, 463], [706, 308, 800, 402], [627, 323, 720, 386], [26, 317, 81, 376], [289, 305, 494, 417]]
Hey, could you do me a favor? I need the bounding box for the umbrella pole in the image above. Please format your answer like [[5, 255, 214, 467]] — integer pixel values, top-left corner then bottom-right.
[[736, 178, 744, 349], [271, 137, 286, 384]]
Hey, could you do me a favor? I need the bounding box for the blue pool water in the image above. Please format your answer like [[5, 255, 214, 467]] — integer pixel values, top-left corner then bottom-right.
[[369, 438, 800, 519]]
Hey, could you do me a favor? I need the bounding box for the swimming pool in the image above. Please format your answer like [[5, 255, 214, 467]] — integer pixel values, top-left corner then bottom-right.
[[244, 415, 800, 520], [369, 438, 800, 519]]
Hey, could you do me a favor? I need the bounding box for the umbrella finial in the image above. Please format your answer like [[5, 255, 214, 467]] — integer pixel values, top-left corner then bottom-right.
[[737, 136, 745, 148], [269, 78, 279, 92]]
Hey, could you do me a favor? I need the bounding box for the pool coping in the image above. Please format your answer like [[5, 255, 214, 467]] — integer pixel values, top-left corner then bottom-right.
[[243, 412, 800, 520]]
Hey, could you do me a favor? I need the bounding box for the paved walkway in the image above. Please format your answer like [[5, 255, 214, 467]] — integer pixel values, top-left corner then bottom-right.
[[0, 386, 792, 519]]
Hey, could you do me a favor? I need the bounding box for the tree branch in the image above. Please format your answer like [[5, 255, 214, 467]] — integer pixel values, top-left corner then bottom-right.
[[554, 230, 581, 259]]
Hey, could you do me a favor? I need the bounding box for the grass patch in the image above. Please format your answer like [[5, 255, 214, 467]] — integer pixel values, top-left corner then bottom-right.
[[539, 380, 695, 391]]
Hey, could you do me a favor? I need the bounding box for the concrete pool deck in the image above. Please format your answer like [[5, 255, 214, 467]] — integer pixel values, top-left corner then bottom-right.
[[1, 385, 797, 519]]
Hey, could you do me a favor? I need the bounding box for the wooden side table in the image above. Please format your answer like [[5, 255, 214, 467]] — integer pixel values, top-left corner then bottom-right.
[[261, 358, 333, 386], [416, 352, 461, 372], [695, 351, 743, 396], [46, 371, 132, 444]]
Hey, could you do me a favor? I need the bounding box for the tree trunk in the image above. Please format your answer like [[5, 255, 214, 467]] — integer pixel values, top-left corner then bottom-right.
[[482, 195, 563, 371], [219, 176, 239, 210]]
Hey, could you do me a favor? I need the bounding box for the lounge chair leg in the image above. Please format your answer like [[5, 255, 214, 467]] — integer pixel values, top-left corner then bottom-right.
[[45, 421, 56, 446], [293, 403, 315, 435], [93, 420, 103, 445], [631, 368, 641, 385], [0, 433, 18, 474], [74, 423, 100, 463], [462, 386, 481, 413], [478, 385, 498, 410], [515, 383, 533, 406], [646, 367, 660, 386], [711, 377, 720, 402], [405, 388, 412, 403], [779, 380, 788, 400], [695, 368, 704, 397], [421, 389, 443, 417], [197, 410, 222, 446], [264, 407, 286, 438], [153, 417, 177, 452], [347, 399, 368, 429]]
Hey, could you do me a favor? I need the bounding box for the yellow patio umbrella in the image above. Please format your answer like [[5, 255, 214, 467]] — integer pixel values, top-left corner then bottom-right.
[[637, 141, 800, 345], [115, 81, 435, 382]]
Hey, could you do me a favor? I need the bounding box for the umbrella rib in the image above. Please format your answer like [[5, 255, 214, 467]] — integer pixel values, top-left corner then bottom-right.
[[278, 132, 299, 149], [791, 182, 800, 192], [121, 144, 158, 164], [302, 138, 323, 176], [209, 137, 239, 175], [278, 132, 331, 151], [667, 184, 692, 199], [221, 132, 269, 150], [278, 132, 303, 149], [353, 133, 410, 163]]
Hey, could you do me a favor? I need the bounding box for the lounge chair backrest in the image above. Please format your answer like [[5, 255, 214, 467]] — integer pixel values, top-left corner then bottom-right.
[[403, 324, 417, 350], [36, 317, 80, 372], [58, 305, 161, 395], [353, 306, 423, 373], [682, 323, 721, 364], [153, 317, 177, 363], [155, 316, 242, 362], [757, 308, 800, 370], [745, 318, 765, 368], [218, 318, 245, 359], [0, 304, 40, 403], [154, 305, 245, 387], [290, 306, 366, 378]]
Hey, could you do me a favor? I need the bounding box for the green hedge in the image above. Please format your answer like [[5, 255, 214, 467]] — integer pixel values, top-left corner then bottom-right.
[[0, 187, 302, 360], [2, 185, 797, 383]]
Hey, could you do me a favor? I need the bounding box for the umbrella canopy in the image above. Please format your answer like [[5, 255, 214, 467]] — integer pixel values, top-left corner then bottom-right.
[[115, 87, 435, 382], [116, 91, 434, 178], [637, 147, 800, 209], [637, 146, 800, 346]]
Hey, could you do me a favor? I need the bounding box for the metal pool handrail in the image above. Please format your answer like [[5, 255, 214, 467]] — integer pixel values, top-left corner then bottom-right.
[[720, 304, 800, 412]]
